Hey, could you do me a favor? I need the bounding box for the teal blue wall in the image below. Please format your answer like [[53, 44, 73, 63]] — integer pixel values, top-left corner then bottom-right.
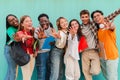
[[0, 0, 120, 80]]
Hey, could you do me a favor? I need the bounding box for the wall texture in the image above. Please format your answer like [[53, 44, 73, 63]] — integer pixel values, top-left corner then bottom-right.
[[0, 0, 120, 80]]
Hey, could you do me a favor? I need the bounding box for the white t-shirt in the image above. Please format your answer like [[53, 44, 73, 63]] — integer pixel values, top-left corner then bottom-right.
[[55, 30, 67, 49], [65, 34, 79, 60]]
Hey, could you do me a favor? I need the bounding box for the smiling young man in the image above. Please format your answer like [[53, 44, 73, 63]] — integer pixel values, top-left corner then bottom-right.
[[91, 10, 119, 80], [79, 10, 101, 80], [34, 13, 55, 80]]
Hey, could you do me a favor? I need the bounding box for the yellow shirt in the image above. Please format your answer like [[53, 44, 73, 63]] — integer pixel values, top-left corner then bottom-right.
[[98, 29, 119, 60]]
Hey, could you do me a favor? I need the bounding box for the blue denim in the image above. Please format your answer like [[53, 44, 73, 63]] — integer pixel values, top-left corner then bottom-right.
[[100, 58, 119, 80], [50, 47, 64, 80], [36, 52, 49, 80], [4, 45, 17, 80]]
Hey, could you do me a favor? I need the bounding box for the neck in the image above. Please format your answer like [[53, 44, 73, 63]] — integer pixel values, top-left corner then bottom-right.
[[24, 28, 30, 32]]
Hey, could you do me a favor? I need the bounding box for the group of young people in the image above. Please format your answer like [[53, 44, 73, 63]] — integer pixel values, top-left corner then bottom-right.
[[4, 9, 119, 80]]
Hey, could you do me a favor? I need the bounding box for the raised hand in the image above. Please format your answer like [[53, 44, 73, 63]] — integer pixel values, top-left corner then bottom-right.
[[33, 51, 38, 58], [36, 27, 47, 39], [22, 35, 33, 43], [103, 19, 115, 30], [51, 28, 61, 38], [69, 27, 76, 35]]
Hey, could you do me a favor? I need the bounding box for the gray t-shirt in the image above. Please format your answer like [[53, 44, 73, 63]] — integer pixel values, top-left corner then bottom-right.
[[81, 24, 96, 49]]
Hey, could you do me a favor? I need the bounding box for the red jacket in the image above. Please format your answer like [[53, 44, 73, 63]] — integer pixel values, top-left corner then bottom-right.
[[78, 36, 88, 53], [16, 30, 37, 54]]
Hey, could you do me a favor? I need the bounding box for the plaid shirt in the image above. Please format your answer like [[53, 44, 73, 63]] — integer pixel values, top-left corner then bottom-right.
[[81, 21, 98, 48], [90, 22, 98, 47], [90, 9, 120, 48], [105, 8, 120, 21]]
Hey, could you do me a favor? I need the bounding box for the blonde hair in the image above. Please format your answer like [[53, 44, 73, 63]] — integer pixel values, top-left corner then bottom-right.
[[56, 17, 67, 30]]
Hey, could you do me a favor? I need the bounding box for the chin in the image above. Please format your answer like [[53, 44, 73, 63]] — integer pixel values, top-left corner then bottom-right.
[[83, 22, 88, 25], [44, 26, 49, 30]]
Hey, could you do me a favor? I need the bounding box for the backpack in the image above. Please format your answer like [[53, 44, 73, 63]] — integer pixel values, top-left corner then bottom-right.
[[10, 42, 30, 66]]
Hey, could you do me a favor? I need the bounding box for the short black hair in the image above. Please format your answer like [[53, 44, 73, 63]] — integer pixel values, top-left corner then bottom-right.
[[91, 10, 104, 19], [38, 13, 49, 21]]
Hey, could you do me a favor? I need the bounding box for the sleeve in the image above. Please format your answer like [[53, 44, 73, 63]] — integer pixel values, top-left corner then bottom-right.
[[66, 34, 77, 54], [33, 39, 39, 52], [14, 31, 24, 42], [67, 34, 72, 40], [65, 34, 79, 60], [34, 27, 39, 39], [7, 27, 16, 40], [56, 31, 65, 43]]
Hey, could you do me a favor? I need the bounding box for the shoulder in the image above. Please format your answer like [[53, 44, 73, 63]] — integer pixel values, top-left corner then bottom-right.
[[7, 26, 17, 33], [7, 26, 16, 31]]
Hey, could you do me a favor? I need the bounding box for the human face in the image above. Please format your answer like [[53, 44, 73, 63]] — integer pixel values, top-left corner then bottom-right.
[[80, 14, 90, 25], [59, 18, 68, 30], [70, 21, 79, 33], [21, 17, 33, 31], [39, 16, 50, 30], [93, 12, 104, 24], [8, 16, 19, 27]]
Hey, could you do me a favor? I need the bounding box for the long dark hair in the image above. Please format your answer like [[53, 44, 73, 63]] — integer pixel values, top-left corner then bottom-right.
[[6, 14, 18, 43], [68, 19, 83, 41]]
